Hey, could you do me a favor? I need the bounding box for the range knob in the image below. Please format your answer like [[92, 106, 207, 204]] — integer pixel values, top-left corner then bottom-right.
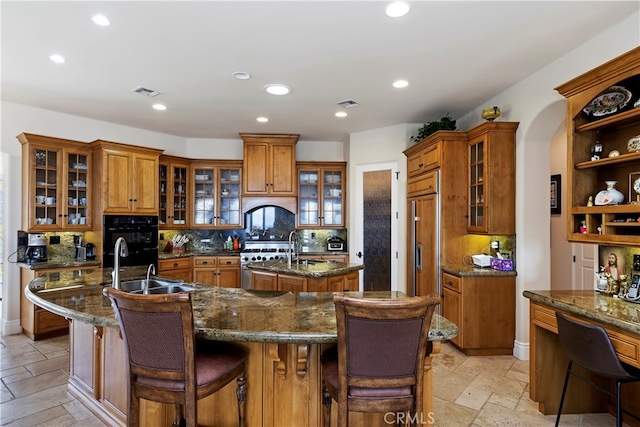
[[269, 256, 274, 260], [242, 256, 248, 262], [251, 256, 257, 261], [256, 256, 262, 261]]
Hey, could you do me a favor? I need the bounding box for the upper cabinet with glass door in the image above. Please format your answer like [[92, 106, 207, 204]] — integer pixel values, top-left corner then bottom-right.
[[297, 162, 346, 228], [192, 161, 242, 228], [17, 133, 92, 231], [159, 156, 190, 229], [466, 122, 518, 235]]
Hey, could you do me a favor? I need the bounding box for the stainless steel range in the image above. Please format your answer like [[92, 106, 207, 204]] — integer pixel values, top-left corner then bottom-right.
[[240, 241, 289, 289]]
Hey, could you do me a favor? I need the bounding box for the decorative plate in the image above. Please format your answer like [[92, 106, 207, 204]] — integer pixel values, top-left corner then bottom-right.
[[634, 177, 640, 195], [583, 85, 632, 117]]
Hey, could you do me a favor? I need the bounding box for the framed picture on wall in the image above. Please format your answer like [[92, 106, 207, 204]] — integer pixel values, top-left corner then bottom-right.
[[551, 174, 561, 215]]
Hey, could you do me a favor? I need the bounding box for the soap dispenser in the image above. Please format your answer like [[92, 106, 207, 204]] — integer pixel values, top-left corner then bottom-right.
[[226, 236, 232, 250]]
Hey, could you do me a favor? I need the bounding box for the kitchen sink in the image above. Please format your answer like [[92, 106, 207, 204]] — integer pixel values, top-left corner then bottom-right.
[[299, 259, 327, 265], [119, 279, 195, 294]]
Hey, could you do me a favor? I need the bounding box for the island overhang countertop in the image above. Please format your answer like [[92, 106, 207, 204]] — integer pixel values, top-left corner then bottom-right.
[[25, 266, 457, 344], [244, 258, 364, 278]]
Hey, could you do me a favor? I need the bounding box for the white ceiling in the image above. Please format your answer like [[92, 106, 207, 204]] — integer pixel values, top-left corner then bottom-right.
[[2, 1, 637, 142]]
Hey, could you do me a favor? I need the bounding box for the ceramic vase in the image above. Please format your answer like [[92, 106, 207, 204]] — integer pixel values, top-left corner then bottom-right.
[[596, 180, 625, 205]]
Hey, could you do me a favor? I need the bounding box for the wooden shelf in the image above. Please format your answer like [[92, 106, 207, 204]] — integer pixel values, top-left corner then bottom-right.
[[575, 108, 640, 133], [575, 151, 640, 169]]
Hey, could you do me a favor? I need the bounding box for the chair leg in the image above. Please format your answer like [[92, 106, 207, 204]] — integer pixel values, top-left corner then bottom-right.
[[128, 391, 140, 427], [616, 380, 623, 427], [236, 373, 247, 427], [171, 404, 183, 427], [555, 361, 573, 427], [322, 382, 332, 427]]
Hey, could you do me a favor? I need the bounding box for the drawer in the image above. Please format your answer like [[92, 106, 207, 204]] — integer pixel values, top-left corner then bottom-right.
[[442, 273, 461, 293], [159, 257, 192, 271], [217, 256, 240, 266], [194, 257, 217, 267], [408, 171, 438, 197], [530, 302, 557, 333], [35, 309, 69, 332]]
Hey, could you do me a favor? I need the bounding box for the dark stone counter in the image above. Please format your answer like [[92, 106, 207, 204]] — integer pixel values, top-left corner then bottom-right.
[[442, 264, 517, 277], [245, 259, 363, 278], [25, 266, 457, 344]]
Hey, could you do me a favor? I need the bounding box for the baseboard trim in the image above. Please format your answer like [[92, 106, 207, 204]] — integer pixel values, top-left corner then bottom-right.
[[513, 340, 529, 360], [1, 319, 23, 336]]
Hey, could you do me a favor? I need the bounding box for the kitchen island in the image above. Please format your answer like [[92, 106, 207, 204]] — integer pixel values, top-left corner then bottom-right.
[[25, 267, 456, 427], [524, 290, 640, 423], [245, 258, 364, 292]]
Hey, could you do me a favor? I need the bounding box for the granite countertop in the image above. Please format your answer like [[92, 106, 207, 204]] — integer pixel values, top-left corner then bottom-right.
[[18, 259, 102, 270], [524, 290, 640, 335], [245, 259, 364, 278], [159, 250, 240, 260], [442, 264, 517, 277], [24, 266, 457, 344]]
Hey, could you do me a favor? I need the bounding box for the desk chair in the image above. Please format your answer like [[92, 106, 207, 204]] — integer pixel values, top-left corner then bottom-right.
[[104, 287, 248, 427], [321, 294, 440, 427], [555, 311, 640, 427]]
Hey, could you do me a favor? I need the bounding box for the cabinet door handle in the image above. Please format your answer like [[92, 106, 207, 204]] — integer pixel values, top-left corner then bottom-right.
[[418, 163, 424, 168], [173, 262, 179, 267], [226, 261, 232, 264], [202, 261, 208, 265], [448, 281, 453, 285]]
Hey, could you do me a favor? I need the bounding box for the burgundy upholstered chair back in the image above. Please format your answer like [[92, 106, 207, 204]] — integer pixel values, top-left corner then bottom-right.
[[105, 287, 196, 384], [335, 294, 440, 392]]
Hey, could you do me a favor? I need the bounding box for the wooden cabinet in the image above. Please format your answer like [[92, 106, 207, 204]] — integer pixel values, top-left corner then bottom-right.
[[20, 265, 98, 340], [69, 320, 101, 401], [250, 269, 360, 292], [407, 142, 440, 177], [297, 162, 346, 228], [466, 122, 518, 234], [158, 257, 193, 282], [159, 156, 190, 228], [404, 131, 468, 297], [91, 140, 162, 215], [556, 47, 640, 245], [241, 133, 298, 196], [191, 161, 243, 228], [193, 256, 240, 288], [441, 272, 515, 356], [18, 133, 93, 231]]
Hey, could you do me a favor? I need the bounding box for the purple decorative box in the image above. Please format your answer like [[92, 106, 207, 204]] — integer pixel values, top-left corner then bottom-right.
[[490, 257, 513, 271]]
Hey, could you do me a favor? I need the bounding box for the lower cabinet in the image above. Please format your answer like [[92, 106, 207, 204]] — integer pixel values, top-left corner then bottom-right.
[[250, 270, 360, 292], [20, 265, 98, 340], [158, 257, 193, 282], [193, 256, 240, 288], [441, 272, 515, 356]]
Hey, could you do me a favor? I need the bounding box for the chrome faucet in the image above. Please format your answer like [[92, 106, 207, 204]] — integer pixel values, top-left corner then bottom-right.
[[287, 230, 299, 268], [144, 263, 156, 295], [111, 237, 129, 290]]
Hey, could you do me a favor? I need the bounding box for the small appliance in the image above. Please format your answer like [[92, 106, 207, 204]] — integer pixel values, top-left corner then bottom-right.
[[471, 254, 492, 268], [327, 236, 345, 251], [25, 232, 48, 264], [76, 241, 96, 261]]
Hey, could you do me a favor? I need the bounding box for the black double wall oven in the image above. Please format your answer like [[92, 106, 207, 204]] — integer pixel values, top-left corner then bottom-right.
[[102, 215, 158, 268]]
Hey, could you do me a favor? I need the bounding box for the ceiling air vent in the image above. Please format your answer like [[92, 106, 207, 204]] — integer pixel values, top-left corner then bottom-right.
[[336, 99, 360, 108], [131, 86, 161, 97]]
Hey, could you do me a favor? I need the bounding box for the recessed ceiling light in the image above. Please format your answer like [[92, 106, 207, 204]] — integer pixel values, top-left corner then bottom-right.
[[257, 117, 269, 123], [49, 54, 65, 64], [92, 14, 110, 26], [335, 112, 348, 118], [264, 84, 291, 96], [386, 1, 411, 18], [393, 80, 409, 88], [233, 71, 251, 80], [152, 104, 167, 111]]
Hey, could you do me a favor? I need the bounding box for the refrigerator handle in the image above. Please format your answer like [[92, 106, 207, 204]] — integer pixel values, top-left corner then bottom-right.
[[416, 245, 422, 270]]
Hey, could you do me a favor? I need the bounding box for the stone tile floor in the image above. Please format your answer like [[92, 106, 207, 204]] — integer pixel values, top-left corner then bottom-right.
[[0, 332, 626, 426]]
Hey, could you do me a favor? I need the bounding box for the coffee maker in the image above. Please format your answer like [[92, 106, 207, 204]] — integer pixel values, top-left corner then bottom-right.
[[25, 233, 48, 264]]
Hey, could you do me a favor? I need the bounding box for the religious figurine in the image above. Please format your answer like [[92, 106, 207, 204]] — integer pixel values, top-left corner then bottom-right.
[[587, 196, 594, 207], [619, 275, 629, 298]]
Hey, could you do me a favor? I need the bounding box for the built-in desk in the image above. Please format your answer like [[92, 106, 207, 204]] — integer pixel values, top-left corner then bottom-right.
[[524, 290, 640, 425]]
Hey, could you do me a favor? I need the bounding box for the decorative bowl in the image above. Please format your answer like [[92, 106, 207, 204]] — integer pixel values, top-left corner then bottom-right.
[[481, 106, 501, 121], [628, 135, 640, 153]]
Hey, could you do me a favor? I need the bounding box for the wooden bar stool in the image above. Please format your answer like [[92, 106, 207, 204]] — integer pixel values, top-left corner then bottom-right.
[[321, 294, 440, 426], [104, 287, 248, 427], [555, 311, 640, 427]]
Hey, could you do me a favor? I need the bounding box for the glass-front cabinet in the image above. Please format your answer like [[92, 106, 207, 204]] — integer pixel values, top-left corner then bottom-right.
[[297, 162, 346, 228], [191, 161, 242, 228], [468, 138, 485, 231], [159, 156, 190, 229], [18, 134, 92, 231]]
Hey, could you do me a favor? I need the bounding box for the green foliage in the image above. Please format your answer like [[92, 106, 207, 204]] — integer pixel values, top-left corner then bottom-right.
[[410, 114, 457, 142]]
